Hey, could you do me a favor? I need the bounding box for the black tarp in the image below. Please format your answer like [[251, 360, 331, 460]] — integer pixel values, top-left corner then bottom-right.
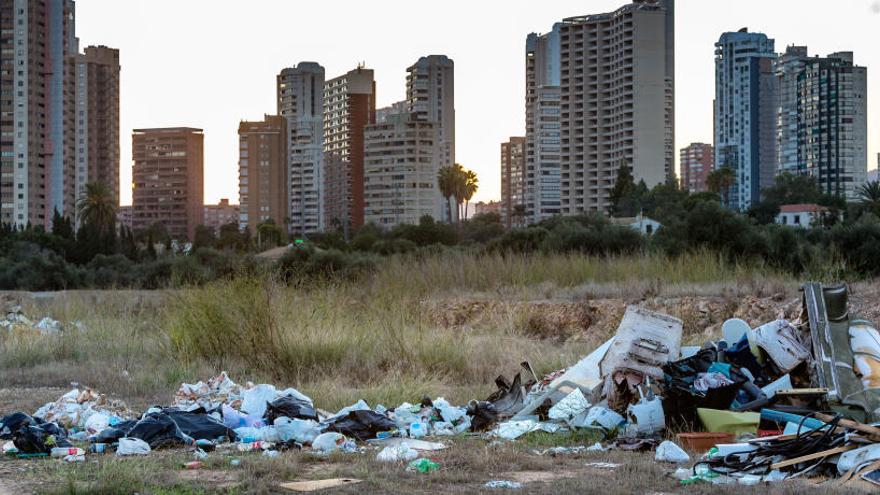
[[325, 410, 396, 441], [127, 412, 194, 449]]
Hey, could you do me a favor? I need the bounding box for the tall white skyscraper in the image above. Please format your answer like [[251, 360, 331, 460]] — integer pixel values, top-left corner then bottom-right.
[[714, 29, 777, 210], [277, 62, 325, 234], [557, 0, 675, 214]]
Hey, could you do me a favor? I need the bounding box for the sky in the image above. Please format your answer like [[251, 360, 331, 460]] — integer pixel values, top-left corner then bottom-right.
[[75, 0, 880, 206]]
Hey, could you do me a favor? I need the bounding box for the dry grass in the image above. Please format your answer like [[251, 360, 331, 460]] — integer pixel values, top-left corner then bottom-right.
[[0, 250, 831, 412], [0, 438, 843, 495]]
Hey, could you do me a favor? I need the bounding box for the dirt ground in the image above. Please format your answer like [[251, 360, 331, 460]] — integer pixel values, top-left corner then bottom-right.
[[0, 430, 864, 495]]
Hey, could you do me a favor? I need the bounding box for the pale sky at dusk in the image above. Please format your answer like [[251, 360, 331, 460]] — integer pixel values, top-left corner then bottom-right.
[[75, 0, 880, 206]]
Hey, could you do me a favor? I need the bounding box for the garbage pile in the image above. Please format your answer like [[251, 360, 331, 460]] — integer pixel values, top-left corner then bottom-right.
[[1, 283, 879, 489], [0, 306, 71, 336]]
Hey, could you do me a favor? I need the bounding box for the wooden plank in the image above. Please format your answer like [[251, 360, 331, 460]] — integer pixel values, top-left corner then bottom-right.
[[813, 413, 880, 441], [279, 479, 362, 492], [774, 388, 829, 396], [770, 445, 857, 470]]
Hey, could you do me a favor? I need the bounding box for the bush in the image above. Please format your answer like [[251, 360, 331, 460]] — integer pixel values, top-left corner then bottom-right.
[[372, 238, 417, 255], [828, 222, 880, 276], [275, 246, 378, 283], [0, 243, 84, 290], [487, 227, 549, 253], [85, 254, 137, 288]]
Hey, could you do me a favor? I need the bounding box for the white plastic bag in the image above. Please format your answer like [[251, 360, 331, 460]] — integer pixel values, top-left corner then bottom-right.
[[312, 432, 355, 453], [117, 437, 151, 456], [655, 441, 690, 464], [84, 411, 111, 435], [240, 384, 277, 417], [376, 442, 419, 462]]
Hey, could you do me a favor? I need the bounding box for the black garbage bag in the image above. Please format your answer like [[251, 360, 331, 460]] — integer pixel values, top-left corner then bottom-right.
[[164, 409, 236, 441], [0, 412, 37, 439], [264, 396, 318, 424], [467, 400, 499, 431], [12, 422, 72, 454], [127, 412, 194, 449], [93, 419, 138, 443], [486, 373, 526, 418], [326, 410, 396, 441]]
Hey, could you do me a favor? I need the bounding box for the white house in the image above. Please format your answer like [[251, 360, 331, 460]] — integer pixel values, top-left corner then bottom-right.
[[776, 204, 828, 229]]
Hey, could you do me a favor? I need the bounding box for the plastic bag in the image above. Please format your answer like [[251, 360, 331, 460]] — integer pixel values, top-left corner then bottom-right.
[[311, 432, 355, 453], [93, 420, 137, 443], [164, 409, 235, 441], [548, 389, 591, 421], [117, 437, 151, 456], [655, 441, 690, 463], [222, 403, 263, 429], [240, 385, 278, 417], [0, 412, 37, 439], [407, 458, 440, 473], [12, 422, 72, 454], [326, 410, 397, 441], [376, 442, 419, 462], [264, 396, 318, 424], [127, 412, 194, 449], [274, 417, 320, 444], [84, 412, 111, 435]]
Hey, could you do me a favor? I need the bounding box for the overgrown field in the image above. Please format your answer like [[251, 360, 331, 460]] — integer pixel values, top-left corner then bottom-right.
[[0, 250, 811, 410], [2, 251, 874, 494]]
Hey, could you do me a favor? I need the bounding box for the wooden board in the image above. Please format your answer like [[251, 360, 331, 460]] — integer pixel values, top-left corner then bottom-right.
[[279, 479, 362, 492], [770, 445, 857, 470], [813, 413, 880, 441]]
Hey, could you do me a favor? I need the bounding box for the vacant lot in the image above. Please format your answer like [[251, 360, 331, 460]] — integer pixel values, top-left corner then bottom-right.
[[1, 252, 875, 493]]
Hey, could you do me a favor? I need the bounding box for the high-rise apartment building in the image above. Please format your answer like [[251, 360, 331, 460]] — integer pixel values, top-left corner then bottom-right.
[[277, 62, 324, 234], [74, 45, 120, 219], [376, 101, 407, 124], [557, 0, 675, 214], [323, 66, 375, 231], [775, 45, 809, 174], [131, 128, 204, 241], [406, 56, 455, 170], [1, 0, 78, 228], [363, 111, 444, 228], [714, 29, 777, 210], [796, 52, 867, 200], [500, 137, 526, 228], [524, 25, 562, 224], [203, 198, 239, 235], [679, 143, 714, 193], [238, 116, 287, 233]]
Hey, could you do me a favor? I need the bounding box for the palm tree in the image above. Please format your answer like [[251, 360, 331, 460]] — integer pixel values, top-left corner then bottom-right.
[[76, 181, 116, 236], [437, 165, 458, 223], [858, 180, 880, 210], [462, 169, 479, 220], [706, 167, 736, 206]]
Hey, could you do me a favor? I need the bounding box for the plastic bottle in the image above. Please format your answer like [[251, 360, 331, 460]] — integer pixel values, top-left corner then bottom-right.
[[51, 447, 85, 458]]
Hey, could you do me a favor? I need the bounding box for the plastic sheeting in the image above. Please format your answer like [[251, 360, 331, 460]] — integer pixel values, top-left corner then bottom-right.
[[547, 389, 591, 421]]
